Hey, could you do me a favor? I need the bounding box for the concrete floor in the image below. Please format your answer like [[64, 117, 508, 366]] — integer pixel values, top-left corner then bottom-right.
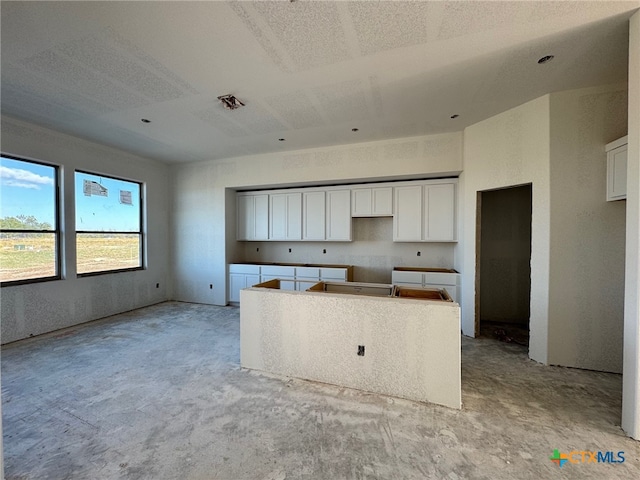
[[2, 301, 638, 480]]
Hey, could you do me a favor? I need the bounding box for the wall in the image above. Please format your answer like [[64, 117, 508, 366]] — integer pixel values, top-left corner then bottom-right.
[[239, 217, 455, 284], [479, 185, 532, 325], [171, 133, 463, 305], [461, 83, 629, 372], [0, 116, 171, 344], [459, 95, 552, 364], [548, 84, 628, 373], [622, 9, 640, 440]]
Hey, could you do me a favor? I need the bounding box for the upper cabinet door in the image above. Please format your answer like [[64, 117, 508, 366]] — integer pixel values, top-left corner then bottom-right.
[[285, 193, 303, 240], [371, 187, 393, 216], [237, 194, 253, 240], [270, 192, 302, 240], [326, 189, 352, 241], [303, 191, 326, 240], [352, 187, 393, 217], [424, 183, 455, 241], [237, 193, 268, 240], [351, 188, 373, 216], [607, 144, 627, 201], [253, 194, 269, 240], [393, 185, 423, 241]]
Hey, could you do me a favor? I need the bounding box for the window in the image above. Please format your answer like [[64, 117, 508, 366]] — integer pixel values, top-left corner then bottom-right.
[[0, 155, 60, 285], [75, 171, 143, 275]]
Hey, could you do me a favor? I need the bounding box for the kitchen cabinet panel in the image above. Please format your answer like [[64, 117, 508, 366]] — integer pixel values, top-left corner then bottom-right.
[[326, 189, 352, 241], [269, 192, 302, 240], [320, 267, 349, 281], [393, 185, 423, 241], [352, 187, 392, 217], [303, 191, 326, 240], [394, 182, 456, 242], [372, 187, 393, 215], [424, 184, 455, 241], [229, 264, 261, 302], [351, 188, 372, 216], [606, 136, 628, 201], [237, 193, 269, 241]]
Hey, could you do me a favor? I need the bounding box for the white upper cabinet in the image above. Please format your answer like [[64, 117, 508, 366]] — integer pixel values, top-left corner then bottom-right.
[[394, 181, 457, 242], [326, 189, 352, 241], [394, 185, 423, 241], [237, 193, 269, 240], [238, 179, 455, 242], [352, 187, 393, 217], [303, 191, 326, 240], [269, 192, 302, 240], [424, 183, 455, 241], [606, 136, 627, 201]]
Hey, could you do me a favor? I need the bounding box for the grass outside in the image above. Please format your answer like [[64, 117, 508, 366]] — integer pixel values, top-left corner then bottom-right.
[[0, 235, 140, 282]]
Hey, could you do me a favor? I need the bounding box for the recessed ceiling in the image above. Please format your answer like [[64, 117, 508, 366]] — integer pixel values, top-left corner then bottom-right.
[[1, 1, 637, 164]]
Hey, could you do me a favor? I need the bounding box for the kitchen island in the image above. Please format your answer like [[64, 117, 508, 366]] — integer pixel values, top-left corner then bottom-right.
[[240, 281, 461, 409]]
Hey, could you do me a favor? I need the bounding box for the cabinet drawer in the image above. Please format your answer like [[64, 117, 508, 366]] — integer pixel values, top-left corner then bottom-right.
[[423, 272, 458, 286], [320, 267, 347, 281], [391, 271, 423, 284], [229, 264, 261, 275], [296, 267, 320, 278], [261, 265, 296, 277]]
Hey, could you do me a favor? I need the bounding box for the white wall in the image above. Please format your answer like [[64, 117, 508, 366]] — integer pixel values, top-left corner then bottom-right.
[[622, 9, 640, 440], [460, 95, 552, 364], [171, 133, 463, 305], [461, 83, 629, 372], [548, 84, 628, 373], [0, 116, 171, 344]]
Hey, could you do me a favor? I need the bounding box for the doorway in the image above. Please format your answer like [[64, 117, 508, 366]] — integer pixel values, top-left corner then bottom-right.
[[476, 184, 532, 346]]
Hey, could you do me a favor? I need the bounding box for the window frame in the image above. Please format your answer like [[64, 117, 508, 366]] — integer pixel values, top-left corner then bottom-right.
[[0, 154, 61, 287], [74, 169, 145, 277]]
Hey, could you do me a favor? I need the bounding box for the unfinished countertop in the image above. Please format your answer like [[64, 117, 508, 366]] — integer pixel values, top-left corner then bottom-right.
[[232, 262, 352, 268], [393, 266, 459, 273]]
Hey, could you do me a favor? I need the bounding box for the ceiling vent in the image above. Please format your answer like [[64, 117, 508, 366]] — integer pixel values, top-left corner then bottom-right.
[[217, 94, 245, 110]]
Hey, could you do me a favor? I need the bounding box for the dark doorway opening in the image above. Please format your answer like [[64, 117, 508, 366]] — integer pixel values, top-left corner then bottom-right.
[[476, 184, 532, 347]]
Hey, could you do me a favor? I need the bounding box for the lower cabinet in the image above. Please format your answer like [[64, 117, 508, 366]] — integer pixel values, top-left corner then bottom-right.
[[229, 264, 352, 302], [229, 264, 261, 303], [260, 265, 296, 291], [391, 270, 460, 303]]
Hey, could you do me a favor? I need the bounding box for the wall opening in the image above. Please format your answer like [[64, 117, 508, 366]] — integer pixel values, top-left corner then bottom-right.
[[476, 184, 532, 347]]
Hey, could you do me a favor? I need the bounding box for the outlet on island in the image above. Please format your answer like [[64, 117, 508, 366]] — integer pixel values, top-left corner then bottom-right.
[[357, 345, 365, 356]]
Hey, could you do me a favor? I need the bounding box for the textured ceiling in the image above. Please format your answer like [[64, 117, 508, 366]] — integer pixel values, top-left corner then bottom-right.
[[1, 1, 638, 164]]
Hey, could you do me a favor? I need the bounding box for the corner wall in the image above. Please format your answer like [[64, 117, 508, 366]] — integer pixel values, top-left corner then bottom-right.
[[0, 116, 171, 344], [460, 96, 552, 364], [171, 133, 463, 305], [622, 9, 640, 440], [548, 84, 628, 373]]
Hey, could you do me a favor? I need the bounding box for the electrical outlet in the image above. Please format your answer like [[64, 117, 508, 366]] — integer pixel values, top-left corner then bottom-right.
[[209, 284, 213, 290], [357, 345, 365, 356], [288, 248, 292, 253], [417, 251, 421, 256], [156, 283, 159, 288], [323, 249, 326, 254]]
